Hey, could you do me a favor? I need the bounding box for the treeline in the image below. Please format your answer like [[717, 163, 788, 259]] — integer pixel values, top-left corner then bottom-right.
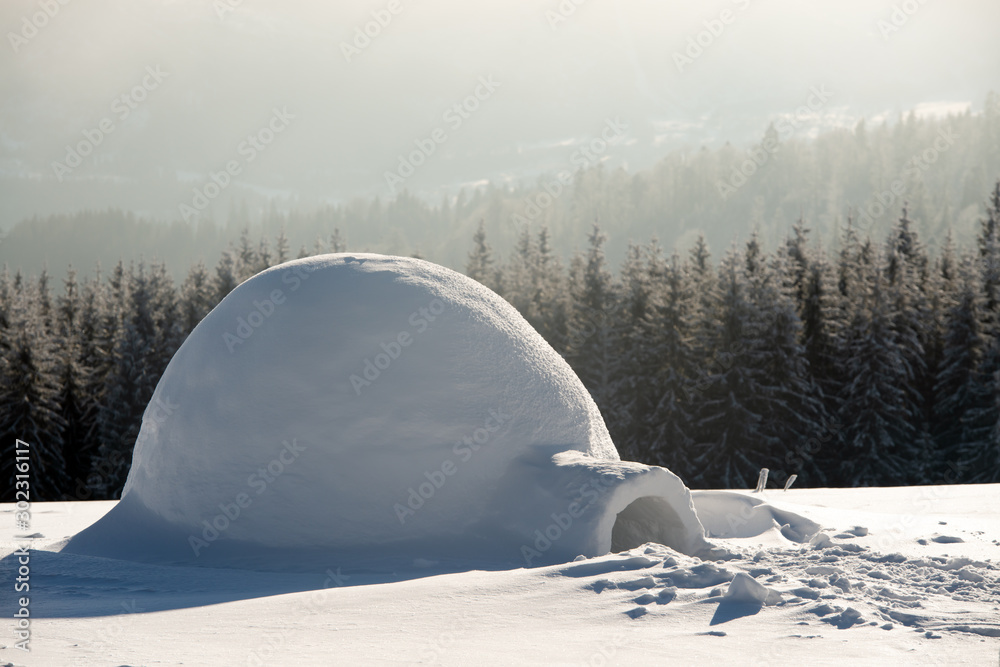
[[3, 94, 999, 283], [2, 185, 999, 500], [473, 184, 1000, 490], [0, 228, 304, 501]]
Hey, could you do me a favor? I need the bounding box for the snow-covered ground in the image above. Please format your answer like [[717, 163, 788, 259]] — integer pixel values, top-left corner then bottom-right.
[[1, 484, 998, 666]]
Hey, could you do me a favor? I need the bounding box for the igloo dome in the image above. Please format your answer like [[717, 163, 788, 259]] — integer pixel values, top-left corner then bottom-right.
[[67, 254, 711, 568]]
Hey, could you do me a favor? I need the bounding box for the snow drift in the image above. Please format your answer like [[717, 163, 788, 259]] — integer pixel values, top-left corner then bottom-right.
[[66, 254, 711, 567]]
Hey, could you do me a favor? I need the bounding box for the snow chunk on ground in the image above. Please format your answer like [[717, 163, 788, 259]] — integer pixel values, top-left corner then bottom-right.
[[65, 254, 710, 568], [725, 572, 783, 606], [692, 491, 822, 543]]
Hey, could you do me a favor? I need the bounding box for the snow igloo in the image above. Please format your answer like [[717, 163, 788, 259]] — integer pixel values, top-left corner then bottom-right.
[[67, 254, 712, 568]]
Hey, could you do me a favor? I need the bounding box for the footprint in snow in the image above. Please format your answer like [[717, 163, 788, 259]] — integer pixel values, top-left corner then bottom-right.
[[560, 555, 659, 578], [616, 576, 656, 591]]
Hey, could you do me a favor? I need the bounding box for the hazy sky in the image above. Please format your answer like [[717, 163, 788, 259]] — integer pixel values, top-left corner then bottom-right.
[[1, 0, 998, 221]]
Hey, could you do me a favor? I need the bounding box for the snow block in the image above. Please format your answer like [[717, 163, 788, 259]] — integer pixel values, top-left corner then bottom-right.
[[66, 254, 711, 568], [691, 490, 821, 543], [724, 572, 782, 606]]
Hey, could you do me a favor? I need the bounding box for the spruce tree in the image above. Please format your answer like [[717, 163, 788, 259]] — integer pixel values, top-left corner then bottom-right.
[[149, 261, 182, 371], [756, 250, 830, 487], [0, 282, 68, 500], [690, 248, 767, 488], [565, 224, 621, 433], [530, 225, 567, 349], [686, 234, 720, 368], [90, 263, 161, 497], [466, 220, 498, 292], [180, 261, 217, 335], [330, 227, 347, 253], [275, 224, 291, 264], [958, 182, 1000, 482], [884, 209, 938, 481], [65, 275, 106, 496], [643, 251, 698, 475], [800, 250, 844, 412], [694, 238, 827, 488], [214, 250, 240, 302], [36, 268, 53, 332], [257, 236, 273, 272], [609, 241, 656, 458], [0, 265, 12, 345], [837, 266, 917, 486], [235, 226, 260, 281], [784, 216, 811, 313], [953, 333, 1000, 484], [933, 259, 987, 482], [53, 268, 95, 488], [977, 180, 1000, 317], [502, 224, 535, 319]]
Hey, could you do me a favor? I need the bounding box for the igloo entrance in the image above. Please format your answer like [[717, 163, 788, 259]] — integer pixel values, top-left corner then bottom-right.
[[611, 496, 690, 553]]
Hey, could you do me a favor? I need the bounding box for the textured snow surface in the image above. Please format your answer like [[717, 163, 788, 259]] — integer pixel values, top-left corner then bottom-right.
[[64, 254, 709, 566], [1, 485, 998, 666]]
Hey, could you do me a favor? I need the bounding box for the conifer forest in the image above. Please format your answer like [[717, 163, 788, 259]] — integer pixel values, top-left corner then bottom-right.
[[3, 180, 999, 501]]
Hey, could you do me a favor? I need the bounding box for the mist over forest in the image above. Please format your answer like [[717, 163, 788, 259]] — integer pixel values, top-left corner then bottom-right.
[[3, 98, 999, 282], [2, 0, 999, 280]]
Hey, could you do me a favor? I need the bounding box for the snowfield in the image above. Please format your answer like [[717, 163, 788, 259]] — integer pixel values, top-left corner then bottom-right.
[[1, 485, 998, 666]]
